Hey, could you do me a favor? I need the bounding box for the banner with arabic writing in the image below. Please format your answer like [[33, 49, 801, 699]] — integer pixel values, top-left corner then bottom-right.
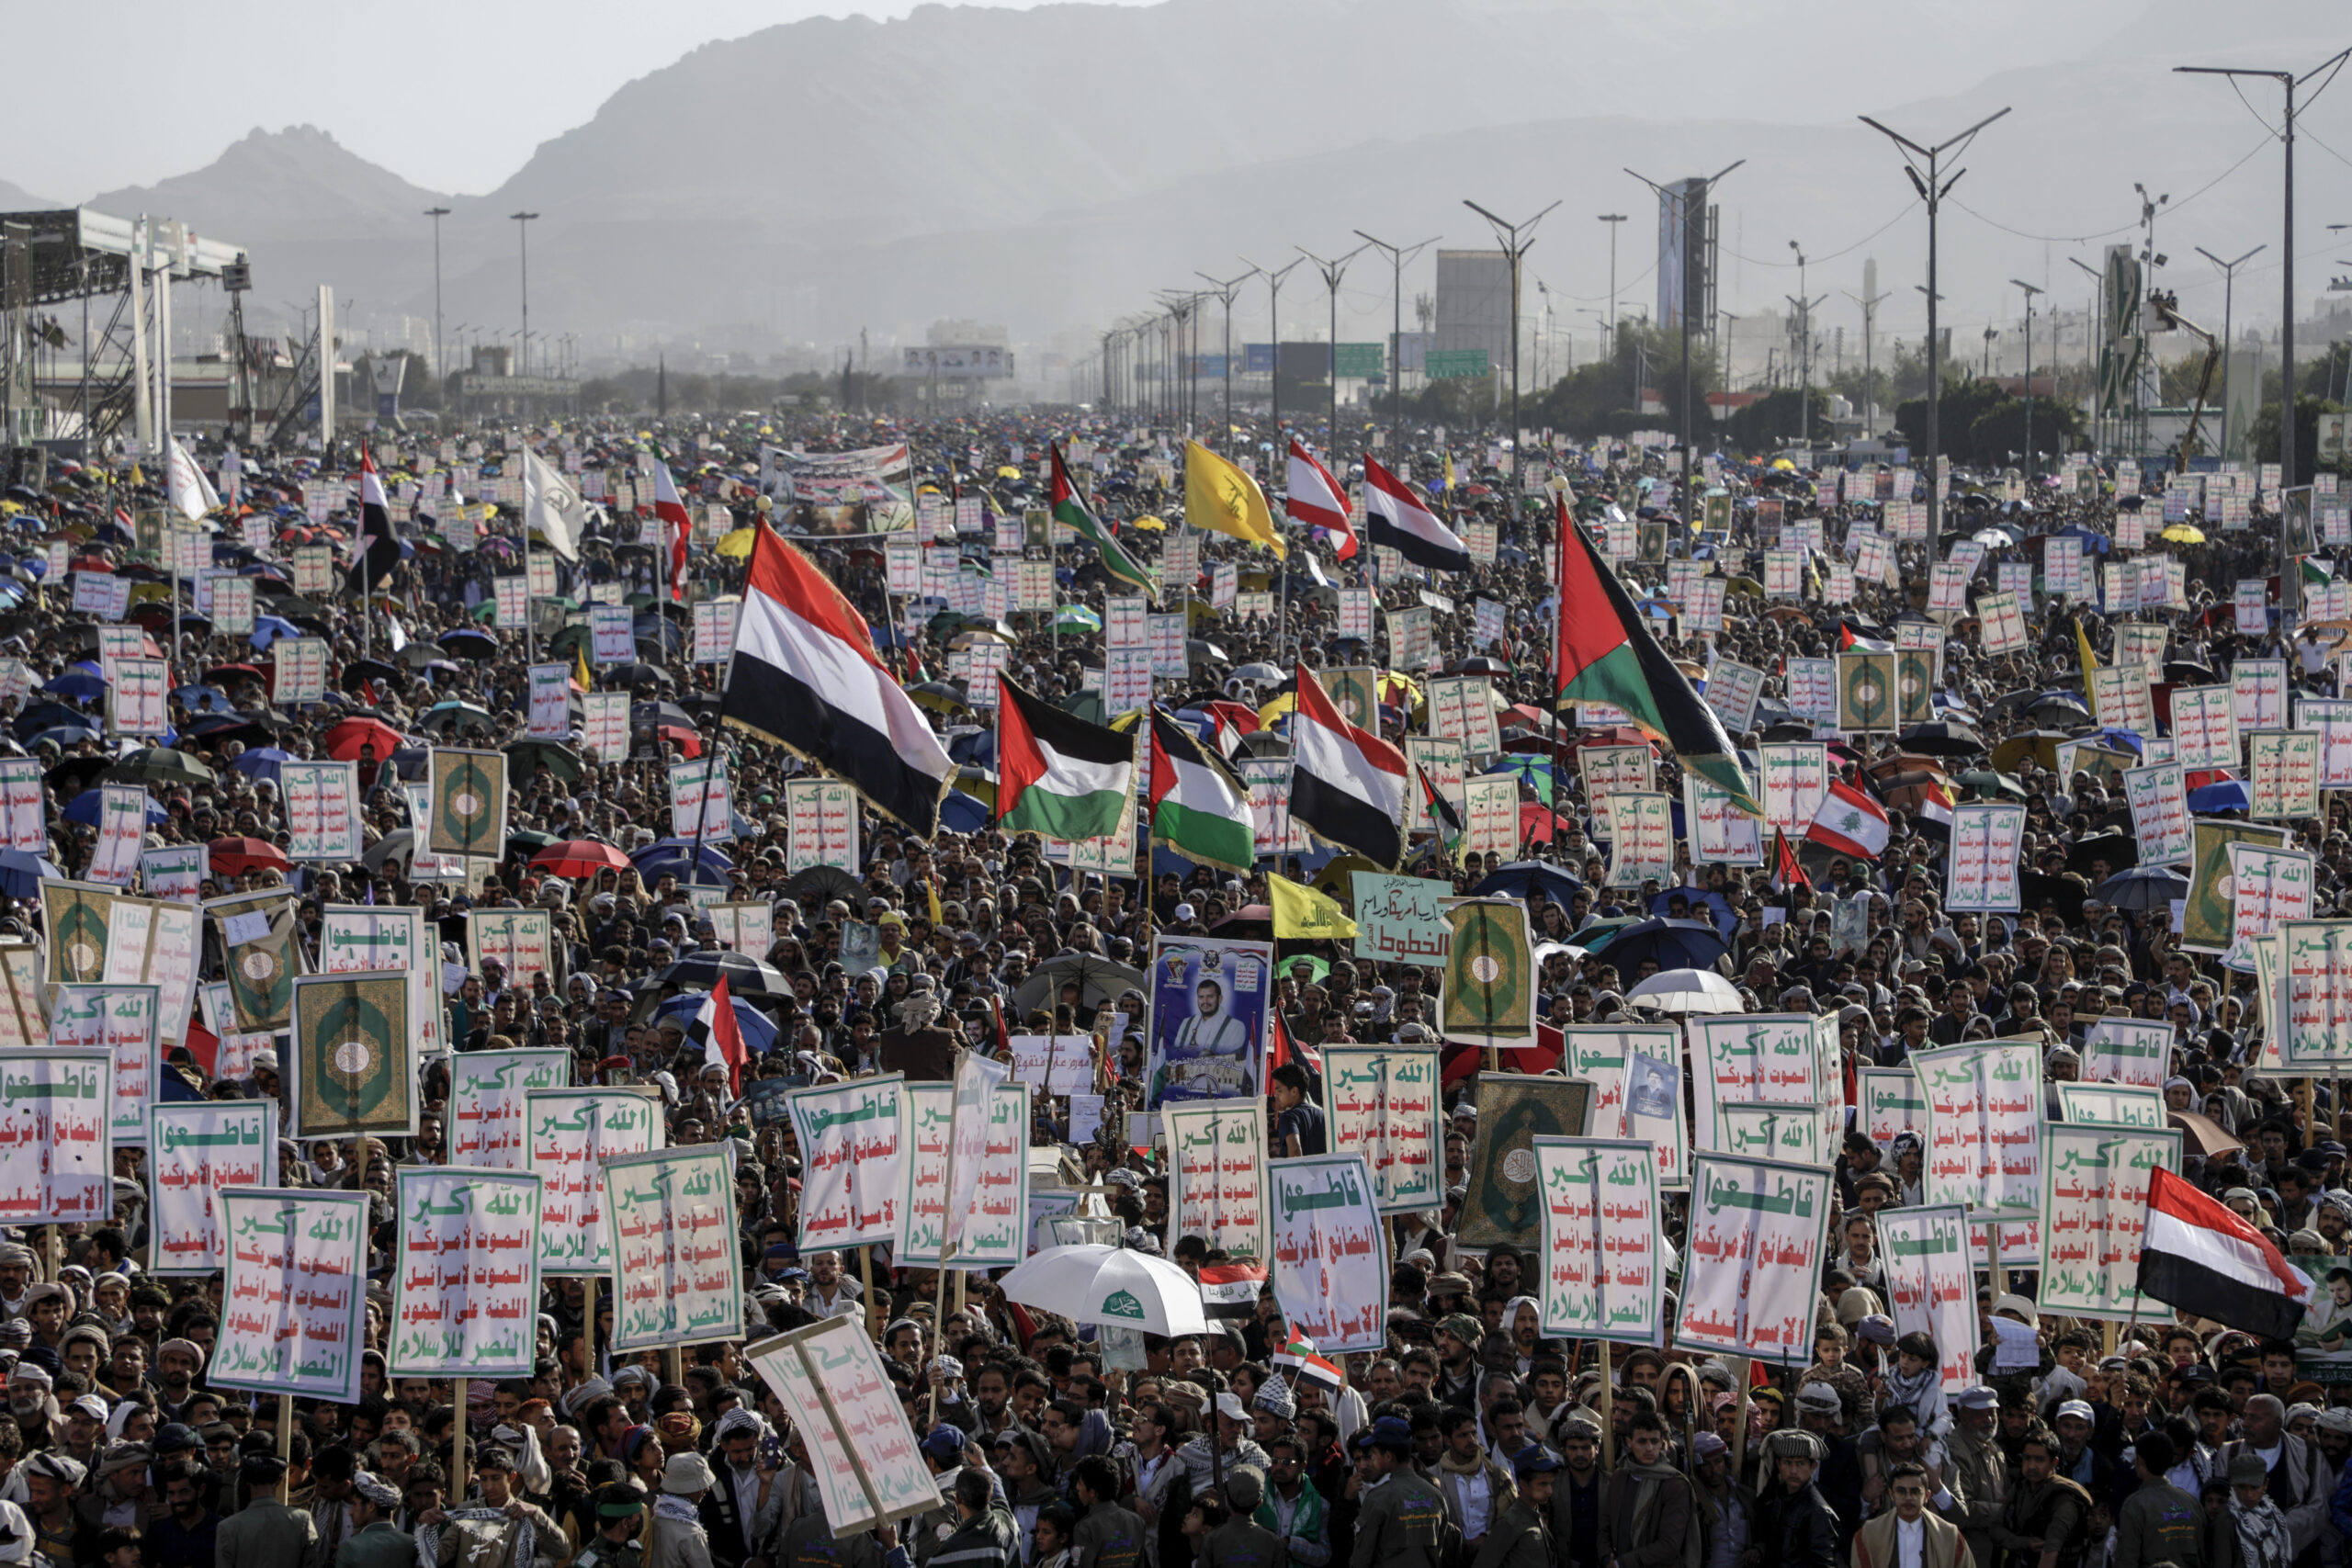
[[949, 1079, 1030, 1273], [786, 1075, 909, 1252], [1319, 1048, 1443, 1214], [1675, 1154, 1832, 1359], [149, 1102, 277, 1275], [388, 1168, 542, 1375], [1167, 1098, 1270, 1263], [1690, 1014, 1829, 1160], [603, 1146, 744, 1349], [2038, 1125, 2181, 1321], [897, 1083, 954, 1265], [1267, 1155, 1389, 1354], [210, 1188, 369, 1403], [2082, 1019, 2172, 1089], [288, 974, 415, 1142], [1910, 1041, 2042, 1217], [1535, 1137, 1666, 1348], [50, 984, 157, 1147], [1563, 1026, 1689, 1190], [525, 1089, 663, 1275], [319, 908, 439, 1058], [1874, 1204, 1979, 1393], [447, 1048, 571, 1169], [747, 1316, 939, 1532], [0, 1052, 112, 1223]]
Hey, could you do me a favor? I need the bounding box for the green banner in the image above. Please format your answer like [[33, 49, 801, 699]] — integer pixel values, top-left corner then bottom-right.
[[289, 973, 416, 1141]]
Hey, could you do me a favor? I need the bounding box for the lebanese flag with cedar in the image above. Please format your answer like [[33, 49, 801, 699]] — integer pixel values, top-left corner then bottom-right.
[[1806, 779, 1890, 861]]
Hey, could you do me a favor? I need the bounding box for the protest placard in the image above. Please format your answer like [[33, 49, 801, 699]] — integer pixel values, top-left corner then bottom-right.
[[785, 1076, 908, 1252], [2183, 820, 2290, 954], [148, 1102, 277, 1275], [1858, 1067, 1928, 1153], [427, 749, 508, 859], [2082, 1019, 2174, 1089], [209, 1188, 369, 1402], [1690, 1015, 1838, 1160], [693, 597, 741, 664], [2248, 729, 2322, 819], [2228, 844, 2315, 972], [524, 1089, 663, 1274], [1351, 874, 1453, 966], [1603, 791, 1674, 886], [1685, 775, 1762, 866], [745, 1318, 938, 1532], [1875, 1205, 1980, 1392], [1319, 1048, 1443, 1214], [273, 638, 329, 705], [527, 664, 571, 739], [1167, 1098, 1269, 1262], [2280, 922, 2352, 1067], [1562, 1027, 1688, 1190], [1532, 1137, 1667, 1347], [1944, 803, 2025, 913], [1267, 1154, 1390, 1354], [282, 761, 360, 862], [387, 1168, 541, 1374], [287, 973, 414, 1141], [784, 778, 860, 874], [2039, 1125, 2181, 1320], [51, 983, 157, 1146], [84, 785, 145, 886], [2054, 1085, 2167, 1129], [1911, 1041, 2041, 1216], [447, 1048, 571, 1169], [2120, 762, 2194, 866], [604, 1145, 744, 1348], [1675, 1155, 1833, 1359], [468, 909, 554, 994], [1006, 1036, 1092, 1098]]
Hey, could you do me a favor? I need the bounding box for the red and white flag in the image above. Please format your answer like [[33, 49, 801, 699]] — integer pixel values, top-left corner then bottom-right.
[[2139, 1167, 2312, 1339], [1284, 439, 1356, 559], [651, 459, 692, 601], [695, 974, 747, 1096], [1806, 779, 1890, 862], [1362, 455, 1468, 571]]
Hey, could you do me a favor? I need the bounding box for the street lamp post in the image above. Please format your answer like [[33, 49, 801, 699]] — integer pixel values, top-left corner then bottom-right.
[[1297, 244, 1370, 463], [1842, 285, 1891, 436], [1858, 107, 2013, 561], [1195, 268, 1256, 440], [1599, 214, 1627, 340], [2011, 280, 2042, 477], [1625, 166, 1739, 523], [1352, 229, 1441, 459], [1464, 198, 1561, 514], [1239, 256, 1305, 441], [2195, 244, 2267, 462], [510, 211, 538, 378], [424, 207, 449, 390], [1786, 240, 1826, 450]]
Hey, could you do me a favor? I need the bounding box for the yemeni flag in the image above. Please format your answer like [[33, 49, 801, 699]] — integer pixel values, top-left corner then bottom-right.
[[346, 447, 401, 593], [1806, 779, 1891, 861], [1275, 1335, 1344, 1393], [1147, 707, 1255, 871], [1201, 1260, 1268, 1320], [996, 675, 1134, 842], [1553, 493, 1759, 814], [695, 974, 749, 1096], [1291, 662, 1410, 868], [650, 457, 693, 601], [2139, 1166, 2312, 1338], [1915, 778, 1956, 840], [1052, 444, 1158, 598], [1363, 455, 1469, 572], [720, 523, 953, 833], [1285, 438, 1357, 559]]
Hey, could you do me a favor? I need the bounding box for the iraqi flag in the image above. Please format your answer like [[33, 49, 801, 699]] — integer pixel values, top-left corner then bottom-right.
[[1200, 1260, 1267, 1321], [346, 448, 401, 592], [2139, 1166, 2312, 1339], [1806, 779, 1891, 861], [995, 674, 1134, 843], [720, 522, 953, 833], [1290, 662, 1410, 868], [1362, 455, 1469, 572], [651, 458, 693, 600], [1285, 438, 1357, 559]]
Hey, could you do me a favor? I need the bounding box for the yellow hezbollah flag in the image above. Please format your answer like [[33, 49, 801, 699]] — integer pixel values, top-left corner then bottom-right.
[[574, 644, 593, 693], [1183, 440, 1285, 559], [1270, 873, 1357, 941], [2075, 615, 2098, 720]]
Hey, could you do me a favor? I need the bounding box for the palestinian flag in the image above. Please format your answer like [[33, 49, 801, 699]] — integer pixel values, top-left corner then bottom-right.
[[719, 523, 953, 834], [1147, 707, 1255, 871], [1275, 1335, 1345, 1393], [1200, 1260, 1267, 1320], [1267, 1005, 1323, 1081], [996, 675, 1134, 842], [2139, 1166, 2312, 1339], [1052, 445, 1158, 598], [1419, 764, 1464, 852], [1553, 493, 1759, 815], [1770, 829, 1810, 894]]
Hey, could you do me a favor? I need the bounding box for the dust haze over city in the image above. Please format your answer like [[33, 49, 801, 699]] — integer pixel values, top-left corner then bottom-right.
[[6, 0, 2351, 416]]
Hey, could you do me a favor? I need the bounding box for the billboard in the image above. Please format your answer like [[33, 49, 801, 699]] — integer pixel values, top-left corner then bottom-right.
[[1657, 178, 1713, 331], [1436, 250, 1511, 369]]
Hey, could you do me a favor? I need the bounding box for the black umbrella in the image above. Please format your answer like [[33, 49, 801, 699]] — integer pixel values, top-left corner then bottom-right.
[[2018, 871, 2088, 924], [784, 865, 864, 906], [1896, 721, 1985, 758], [652, 952, 787, 996], [2093, 865, 2188, 912], [2066, 831, 2138, 875], [341, 658, 402, 692]]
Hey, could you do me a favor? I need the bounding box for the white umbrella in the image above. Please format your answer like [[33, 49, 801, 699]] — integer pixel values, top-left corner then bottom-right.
[[1626, 967, 1744, 1014], [996, 1244, 1208, 1337]]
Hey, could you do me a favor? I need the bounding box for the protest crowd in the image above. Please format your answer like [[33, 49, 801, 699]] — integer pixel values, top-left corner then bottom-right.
[[0, 377, 2347, 1568]]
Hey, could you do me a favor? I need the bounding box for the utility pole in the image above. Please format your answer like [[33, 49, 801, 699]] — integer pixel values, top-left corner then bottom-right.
[[424, 207, 450, 398], [510, 211, 538, 380], [1296, 243, 1369, 463], [1599, 214, 1627, 340], [1464, 198, 1560, 514], [1352, 229, 1440, 458], [1787, 239, 1825, 449], [1859, 107, 2012, 560], [2195, 244, 2267, 462], [1240, 256, 1305, 441], [1842, 276, 1891, 436], [1625, 166, 1739, 525], [2012, 280, 2042, 477], [1194, 268, 1256, 440]]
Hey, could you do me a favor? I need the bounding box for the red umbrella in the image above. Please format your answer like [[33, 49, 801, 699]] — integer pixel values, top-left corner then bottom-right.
[[531, 839, 631, 878], [1519, 804, 1555, 843], [206, 663, 266, 684], [70, 557, 115, 573], [656, 724, 703, 759], [324, 716, 403, 761], [209, 837, 288, 876]]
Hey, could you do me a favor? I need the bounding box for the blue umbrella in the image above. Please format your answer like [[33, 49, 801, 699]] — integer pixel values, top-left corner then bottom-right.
[[656, 990, 781, 1056], [15, 701, 90, 739], [2089, 728, 2144, 755], [174, 684, 233, 715], [1584, 917, 1732, 971], [1471, 861, 1581, 907], [632, 857, 729, 887], [941, 789, 989, 833], [630, 839, 733, 873], [2188, 780, 2250, 813], [248, 615, 304, 650], [62, 790, 168, 827], [1648, 887, 1738, 939], [28, 724, 102, 750], [2092, 865, 2189, 912], [0, 851, 60, 898], [230, 747, 291, 784], [40, 670, 105, 702]]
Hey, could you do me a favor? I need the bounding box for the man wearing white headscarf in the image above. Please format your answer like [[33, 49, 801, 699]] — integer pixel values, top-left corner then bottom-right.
[[701, 1409, 786, 1568]]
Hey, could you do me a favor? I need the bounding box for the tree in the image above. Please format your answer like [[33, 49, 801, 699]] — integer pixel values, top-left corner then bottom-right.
[[2249, 394, 2349, 488], [1722, 389, 1830, 454], [1524, 321, 1717, 439]]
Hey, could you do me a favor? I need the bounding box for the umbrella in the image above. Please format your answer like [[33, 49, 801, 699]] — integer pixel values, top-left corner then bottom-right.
[[633, 856, 730, 888], [44, 754, 110, 793], [104, 748, 215, 786], [247, 615, 304, 650], [505, 739, 584, 783], [1989, 732, 2066, 773], [438, 628, 501, 660], [208, 836, 288, 876], [1957, 769, 2026, 800], [2066, 831, 2138, 875], [655, 990, 780, 1056], [2018, 872, 2088, 923], [62, 790, 167, 827], [2161, 524, 2207, 544], [26, 723, 99, 750], [908, 682, 968, 714], [40, 671, 105, 702], [1896, 722, 1984, 758], [1471, 861, 1582, 907], [1625, 968, 1744, 1014], [1012, 953, 1148, 1016], [633, 839, 736, 874], [417, 702, 497, 737], [998, 1244, 1207, 1337], [651, 952, 788, 996], [940, 790, 990, 833], [1585, 918, 1730, 972], [0, 850, 61, 898], [530, 839, 632, 877], [360, 829, 416, 873], [2168, 1111, 2244, 1160], [2026, 694, 2092, 722], [783, 865, 864, 906], [607, 662, 674, 690], [323, 716, 403, 761], [2093, 865, 2188, 911], [2187, 780, 2251, 813], [1209, 904, 1274, 940]]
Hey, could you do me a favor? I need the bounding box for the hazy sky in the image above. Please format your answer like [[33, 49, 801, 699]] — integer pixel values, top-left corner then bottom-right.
[[12, 0, 1154, 200]]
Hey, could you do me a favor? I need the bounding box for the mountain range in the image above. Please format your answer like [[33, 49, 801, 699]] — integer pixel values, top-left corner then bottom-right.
[[17, 0, 2352, 364]]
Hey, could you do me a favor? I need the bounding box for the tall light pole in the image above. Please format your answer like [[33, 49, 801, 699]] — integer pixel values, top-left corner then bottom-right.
[[510, 211, 539, 377], [1787, 238, 1825, 449], [2011, 279, 2042, 477], [2065, 256, 2105, 450], [424, 206, 449, 392], [2196, 243, 2267, 462], [1463, 198, 1560, 508], [1195, 267, 1256, 439], [1626, 165, 1739, 521], [1240, 256, 1304, 440], [1353, 229, 1440, 458], [1858, 107, 2012, 560], [1598, 214, 1627, 339], [2177, 49, 2350, 637], [1297, 243, 1370, 462], [1842, 277, 1890, 436]]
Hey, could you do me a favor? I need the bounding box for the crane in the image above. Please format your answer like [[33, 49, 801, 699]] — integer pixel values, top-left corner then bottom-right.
[[2146, 288, 2221, 473]]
